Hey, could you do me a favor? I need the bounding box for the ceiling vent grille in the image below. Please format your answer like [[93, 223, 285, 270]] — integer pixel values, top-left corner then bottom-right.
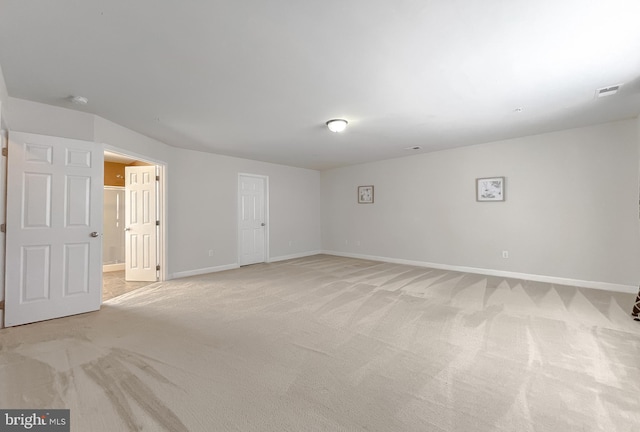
[[595, 84, 621, 98]]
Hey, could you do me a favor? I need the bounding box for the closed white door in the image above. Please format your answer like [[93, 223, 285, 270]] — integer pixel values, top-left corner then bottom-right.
[[125, 165, 157, 281], [238, 175, 267, 265], [5, 132, 103, 327]]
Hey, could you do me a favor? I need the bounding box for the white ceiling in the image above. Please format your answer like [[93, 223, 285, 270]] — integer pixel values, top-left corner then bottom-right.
[[1, 0, 639, 170]]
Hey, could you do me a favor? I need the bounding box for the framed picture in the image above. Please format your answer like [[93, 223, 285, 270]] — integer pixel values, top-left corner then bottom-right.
[[358, 185, 374, 204], [476, 177, 505, 202]]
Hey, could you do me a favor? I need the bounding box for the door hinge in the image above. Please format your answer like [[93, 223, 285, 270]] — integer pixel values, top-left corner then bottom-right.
[[0, 300, 4, 311], [156, 175, 160, 181], [2, 147, 7, 157], [156, 220, 160, 226], [0, 223, 5, 233], [156, 265, 160, 271]]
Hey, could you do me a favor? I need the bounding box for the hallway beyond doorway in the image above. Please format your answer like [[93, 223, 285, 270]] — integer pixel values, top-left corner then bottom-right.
[[102, 271, 154, 301]]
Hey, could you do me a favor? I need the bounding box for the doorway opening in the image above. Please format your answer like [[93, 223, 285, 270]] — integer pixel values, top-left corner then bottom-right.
[[103, 149, 166, 301]]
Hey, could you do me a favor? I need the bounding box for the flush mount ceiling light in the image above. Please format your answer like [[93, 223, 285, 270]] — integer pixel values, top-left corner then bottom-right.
[[69, 95, 88, 105], [326, 119, 348, 133]]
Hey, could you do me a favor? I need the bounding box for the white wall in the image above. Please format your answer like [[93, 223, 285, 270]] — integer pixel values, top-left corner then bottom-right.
[[94, 116, 172, 163], [4, 97, 322, 281], [7, 97, 94, 141], [94, 115, 321, 278], [0, 63, 8, 110], [322, 120, 640, 291], [169, 150, 321, 277]]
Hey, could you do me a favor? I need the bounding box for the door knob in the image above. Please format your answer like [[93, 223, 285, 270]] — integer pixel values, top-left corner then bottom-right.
[[261, 223, 265, 226], [90, 232, 99, 237], [125, 228, 131, 231]]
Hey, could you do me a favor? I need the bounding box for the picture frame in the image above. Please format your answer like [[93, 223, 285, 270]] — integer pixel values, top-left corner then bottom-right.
[[358, 185, 374, 204], [476, 177, 505, 202]]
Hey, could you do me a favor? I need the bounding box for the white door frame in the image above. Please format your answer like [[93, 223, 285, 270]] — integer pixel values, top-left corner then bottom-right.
[[0, 104, 7, 324], [103, 144, 168, 282], [237, 173, 269, 265]]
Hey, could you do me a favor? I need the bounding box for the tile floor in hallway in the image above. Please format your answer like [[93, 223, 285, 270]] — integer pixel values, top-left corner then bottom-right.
[[102, 270, 155, 301]]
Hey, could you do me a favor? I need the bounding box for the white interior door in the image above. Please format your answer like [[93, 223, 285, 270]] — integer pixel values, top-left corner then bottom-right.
[[238, 175, 267, 266], [4, 132, 103, 327], [125, 165, 157, 281]]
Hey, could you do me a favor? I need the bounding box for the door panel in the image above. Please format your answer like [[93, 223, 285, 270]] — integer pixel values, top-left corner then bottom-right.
[[125, 165, 157, 281], [21, 245, 51, 301], [5, 132, 103, 327], [66, 175, 91, 226], [24, 173, 52, 227], [238, 175, 266, 266], [63, 243, 90, 295]]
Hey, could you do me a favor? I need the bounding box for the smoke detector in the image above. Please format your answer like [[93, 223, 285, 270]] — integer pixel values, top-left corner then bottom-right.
[[595, 84, 621, 98], [69, 95, 89, 105]]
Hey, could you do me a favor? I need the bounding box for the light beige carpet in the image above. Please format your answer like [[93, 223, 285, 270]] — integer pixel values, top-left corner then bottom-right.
[[1, 255, 639, 431]]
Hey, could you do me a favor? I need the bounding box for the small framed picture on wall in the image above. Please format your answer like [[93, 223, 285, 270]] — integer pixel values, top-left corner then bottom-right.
[[476, 177, 505, 202], [358, 185, 374, 204]]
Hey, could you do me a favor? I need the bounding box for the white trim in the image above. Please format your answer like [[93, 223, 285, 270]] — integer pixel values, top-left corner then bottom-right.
[[158, 164, 167, 282], [321, 250, 638, 294], [102, 144, 167, 165], [170, 263, 239, 280], [269, 250, 322, 263], [103, 263, 125, 272], [100, 144, 168, 283]]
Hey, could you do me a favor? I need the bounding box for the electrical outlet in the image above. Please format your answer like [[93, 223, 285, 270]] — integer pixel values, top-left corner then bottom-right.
[[356, 240, 361, 246], [289, 240, 293, 247], [208, 250, 214, 257], [502, 250, 509, 259]]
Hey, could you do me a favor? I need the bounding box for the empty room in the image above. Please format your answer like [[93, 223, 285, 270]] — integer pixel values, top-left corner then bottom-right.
[[0, 1, 639, 431]]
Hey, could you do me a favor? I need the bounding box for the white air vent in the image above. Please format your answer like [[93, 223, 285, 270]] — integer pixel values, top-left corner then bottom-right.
[[404, 146, 422, 151], [595, 84, 621, 98]]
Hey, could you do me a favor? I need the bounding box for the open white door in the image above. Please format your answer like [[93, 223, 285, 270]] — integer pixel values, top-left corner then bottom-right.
[[125, 165, 157, 281], [238, 175, 267, 266], [4, 132, 103, 327]]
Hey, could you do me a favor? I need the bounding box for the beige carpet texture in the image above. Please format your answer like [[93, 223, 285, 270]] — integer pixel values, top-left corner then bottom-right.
[[1, 255, 639, 431]]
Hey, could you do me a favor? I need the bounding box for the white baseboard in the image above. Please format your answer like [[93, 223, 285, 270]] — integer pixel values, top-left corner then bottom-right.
[[269, 250, 322, 263], [103, 263, 125, 272], [321, 250, 638, 294], [170, 263, 239, 280], [169, 250, 323, 279]]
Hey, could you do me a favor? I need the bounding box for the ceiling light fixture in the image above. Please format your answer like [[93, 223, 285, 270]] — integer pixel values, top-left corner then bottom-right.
[[326, 119, 348, 133], [70, 95, 88, 105]]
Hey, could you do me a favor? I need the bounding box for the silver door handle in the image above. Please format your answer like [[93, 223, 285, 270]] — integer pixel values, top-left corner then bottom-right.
[[90, 232, 99, 237], [125, 228, 131, 231]]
